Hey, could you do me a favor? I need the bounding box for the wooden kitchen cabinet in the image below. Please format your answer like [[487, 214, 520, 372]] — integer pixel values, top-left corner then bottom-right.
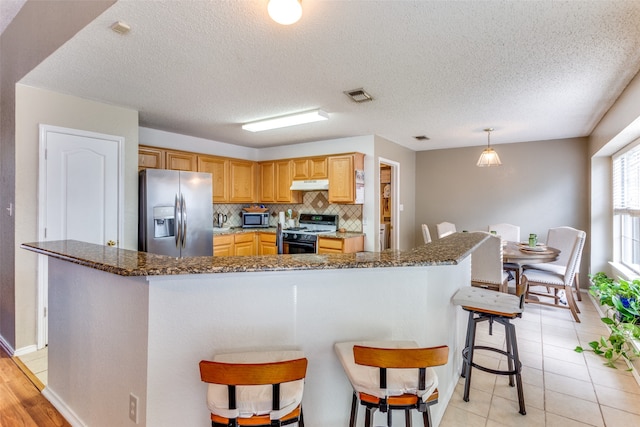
[[166, 150, 197, 171], [234, 233, 256, 256], [292, 157, 328, 180], [138, 146, 165, 171], [198, 155, 228, 203], [259, 160, 302, 204], [229, 160, 256, 203], [276, 160, 302, 203], [318, 235, 364, 254], [328, 153, 365, 204], [258, 233, 277, 255], [213, 234, 234, 257]]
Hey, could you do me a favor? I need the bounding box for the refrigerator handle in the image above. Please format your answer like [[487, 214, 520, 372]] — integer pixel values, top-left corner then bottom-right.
[[181, 193, 187, 249], [175, 193, 181, 248]]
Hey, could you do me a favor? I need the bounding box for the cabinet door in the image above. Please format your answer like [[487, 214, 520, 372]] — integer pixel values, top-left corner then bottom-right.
[[328, 155, 355, 203], [292, 158, 310, 180], [276, 160, 302, 203], [138, 146, 165, 171], [309, 157, 328, 179], [198, 156, 228, 203], [258, 233, 277, 255], [260, 162, 276, 203], [229, 160, 256, 203], [234, 233, 256, 256], [213, 235, 234, 257], [166, 150, 197, 171]]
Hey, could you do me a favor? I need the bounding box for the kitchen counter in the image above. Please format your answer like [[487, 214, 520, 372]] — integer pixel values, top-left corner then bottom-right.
[[22, 232, 485, 427], [21, 232, 484, 276]]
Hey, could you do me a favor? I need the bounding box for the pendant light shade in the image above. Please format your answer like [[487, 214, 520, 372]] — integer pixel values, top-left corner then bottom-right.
[[477, 128, 502, 167], [268, 0, 302, 25]]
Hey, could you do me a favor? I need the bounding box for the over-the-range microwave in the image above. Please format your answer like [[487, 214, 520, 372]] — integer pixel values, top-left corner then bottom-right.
[[242, 211, 270, 228]]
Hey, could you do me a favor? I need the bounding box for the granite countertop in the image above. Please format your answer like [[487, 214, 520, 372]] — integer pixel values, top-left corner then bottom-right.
[[21, 232, 486, 277], [212, 227, 365, 239]]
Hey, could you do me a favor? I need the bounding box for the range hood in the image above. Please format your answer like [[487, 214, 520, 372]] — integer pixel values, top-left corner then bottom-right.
[[290, 179, 329, 191]]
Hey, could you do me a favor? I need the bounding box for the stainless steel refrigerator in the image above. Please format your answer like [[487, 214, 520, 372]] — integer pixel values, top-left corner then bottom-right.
[[139, 169, 213, 257]]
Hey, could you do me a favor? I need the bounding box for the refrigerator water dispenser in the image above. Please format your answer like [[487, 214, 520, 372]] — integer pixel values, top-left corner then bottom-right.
[[153, 206, 175, 238]]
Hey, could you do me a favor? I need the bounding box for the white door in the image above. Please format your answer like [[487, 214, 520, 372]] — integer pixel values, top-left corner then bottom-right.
[[38, 125, 123, 348]]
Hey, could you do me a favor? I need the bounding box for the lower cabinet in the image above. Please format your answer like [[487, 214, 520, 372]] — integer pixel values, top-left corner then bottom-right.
[[213, 234, 234, 257], [318, 236, 364, 254], [258, 233, 277, 255]]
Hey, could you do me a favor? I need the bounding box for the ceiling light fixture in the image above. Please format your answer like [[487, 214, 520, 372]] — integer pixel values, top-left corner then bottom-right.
[[476, 128, 502, 167], [268, 0, 302, 25], [242, 109, 329, 132]]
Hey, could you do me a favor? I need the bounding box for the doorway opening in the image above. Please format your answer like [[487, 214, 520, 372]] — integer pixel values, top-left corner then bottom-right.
[[379, 158, 400, 251]]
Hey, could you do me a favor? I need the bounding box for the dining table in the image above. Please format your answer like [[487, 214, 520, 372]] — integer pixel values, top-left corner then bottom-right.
[[502, 241, 560, 285]]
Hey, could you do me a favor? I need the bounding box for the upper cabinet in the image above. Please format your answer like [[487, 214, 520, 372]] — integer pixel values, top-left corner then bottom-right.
[[328, 153, 365, 204], [197, 155, 228, 203], [292, 157, 328, 180], [166, 150, 197, 171], [259, 160, 302, 204], [229, 159, 257, 203], [138, 146, 165, 171]]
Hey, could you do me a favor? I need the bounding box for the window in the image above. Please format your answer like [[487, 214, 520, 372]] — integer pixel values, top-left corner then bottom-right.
[[613, 140, 640, 274]]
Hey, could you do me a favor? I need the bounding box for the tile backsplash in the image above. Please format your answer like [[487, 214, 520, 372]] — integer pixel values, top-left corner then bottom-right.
[[213, 191, 363, 231]]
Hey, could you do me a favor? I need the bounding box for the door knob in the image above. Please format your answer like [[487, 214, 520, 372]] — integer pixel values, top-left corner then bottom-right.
[[106, 240, 116, 247]]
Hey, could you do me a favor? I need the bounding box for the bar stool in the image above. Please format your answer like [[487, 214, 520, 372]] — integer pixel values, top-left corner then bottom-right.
[[452, 278, 527, 415], [199, 350, 307, 426], [335, 340, 449, 427]]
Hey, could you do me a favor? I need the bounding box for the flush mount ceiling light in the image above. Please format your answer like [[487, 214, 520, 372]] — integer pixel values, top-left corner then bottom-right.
[[476, 128, 502, 167], [242, 109, 329, 132], [268, 0, 302, 25]]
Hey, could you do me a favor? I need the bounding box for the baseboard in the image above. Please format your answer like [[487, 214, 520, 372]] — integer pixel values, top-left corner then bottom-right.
[[0, 334, 15, 356], [13, 344, 38, 357], [42, 387, 87, 427]]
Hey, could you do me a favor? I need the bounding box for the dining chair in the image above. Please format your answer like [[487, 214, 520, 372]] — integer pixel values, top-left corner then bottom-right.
[[522, 229, 586, 322], [334, 340, 448, 427], [421, 224, 432, 244], [488, 223, 520, 242], [488, 223, 521, 285], [471, 232, 509, 293], [199, 350, 307, 426], [436, 222, 456, 238], [522, 226, 585, 301]]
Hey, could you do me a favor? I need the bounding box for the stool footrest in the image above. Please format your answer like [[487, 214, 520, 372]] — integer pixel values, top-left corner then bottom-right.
[[462, 345, 522, 377]]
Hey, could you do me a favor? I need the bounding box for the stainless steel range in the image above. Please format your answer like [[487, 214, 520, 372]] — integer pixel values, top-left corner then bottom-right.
[[282, 214, 338, 254]]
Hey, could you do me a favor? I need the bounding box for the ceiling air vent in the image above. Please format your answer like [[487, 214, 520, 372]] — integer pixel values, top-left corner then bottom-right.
[[344, 88, 373, 103], [414, 135, 430, 141]]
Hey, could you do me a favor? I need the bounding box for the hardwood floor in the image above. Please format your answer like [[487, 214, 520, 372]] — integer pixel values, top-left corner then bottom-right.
[[0, 347, 69, 426]]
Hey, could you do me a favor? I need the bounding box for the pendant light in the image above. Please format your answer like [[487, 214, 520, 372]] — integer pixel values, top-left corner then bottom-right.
[[268, 0, 302, 25], [477, 128, 502, 167]]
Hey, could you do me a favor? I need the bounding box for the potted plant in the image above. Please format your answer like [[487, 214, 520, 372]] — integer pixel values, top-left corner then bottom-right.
[[575, 272, 640, 369]]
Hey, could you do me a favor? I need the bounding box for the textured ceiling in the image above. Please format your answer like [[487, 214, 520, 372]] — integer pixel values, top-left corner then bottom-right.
[[19, 0, 640, 151]]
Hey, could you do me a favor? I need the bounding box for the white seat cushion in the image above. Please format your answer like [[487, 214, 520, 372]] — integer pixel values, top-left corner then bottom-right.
[[522, 269, 564, 286], [522, 263, 566, 276], [452, 286, 523, 314], [207, 350, 304, 420], [334, 341, 438, 402]]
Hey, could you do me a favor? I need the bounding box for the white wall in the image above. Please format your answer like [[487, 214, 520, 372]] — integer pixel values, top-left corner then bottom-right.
[[14, 84, 138, 350], [415, 137, 590, 279]]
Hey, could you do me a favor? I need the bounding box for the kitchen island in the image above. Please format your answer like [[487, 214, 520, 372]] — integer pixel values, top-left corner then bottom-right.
[[22, 232, 485, 427]]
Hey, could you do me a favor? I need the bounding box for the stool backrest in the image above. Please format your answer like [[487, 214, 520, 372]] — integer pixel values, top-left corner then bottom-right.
[[199, 358, 307, 386]]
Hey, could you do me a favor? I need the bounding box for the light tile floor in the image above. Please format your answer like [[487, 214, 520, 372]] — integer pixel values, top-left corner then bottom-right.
[[18, 346, 48, 386], [441, 292, 640, 427]]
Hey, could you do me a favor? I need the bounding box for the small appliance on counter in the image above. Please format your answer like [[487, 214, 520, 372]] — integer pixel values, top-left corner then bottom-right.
[[214, 212, 227, 228], [241, 206, 270, 228]]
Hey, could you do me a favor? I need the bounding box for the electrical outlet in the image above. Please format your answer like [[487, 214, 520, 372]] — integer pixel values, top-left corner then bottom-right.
[[129, 393, 139, 424]]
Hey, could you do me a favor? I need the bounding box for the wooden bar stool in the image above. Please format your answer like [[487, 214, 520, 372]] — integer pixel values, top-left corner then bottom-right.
[[452, 278, 527, 416], [199, 350, 307, 427], [335, 340, 449, 427]]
